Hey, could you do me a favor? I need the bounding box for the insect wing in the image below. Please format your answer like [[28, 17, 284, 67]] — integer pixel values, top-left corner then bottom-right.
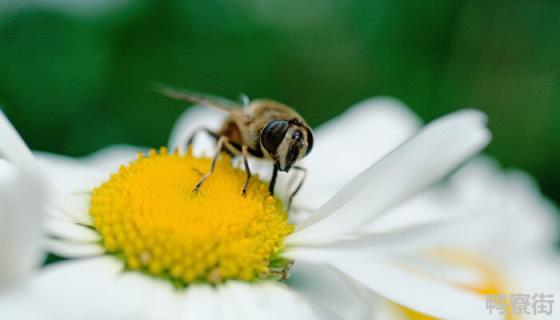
[[154, 83, 241, 113]]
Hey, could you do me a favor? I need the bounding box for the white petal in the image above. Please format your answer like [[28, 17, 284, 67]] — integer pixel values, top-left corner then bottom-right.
[[32, 257, 151, 320], [444, 157, 560, 256], [357, 178, 463, 236], [81, 144, 143, 174], [34, 151, 106, 194], [144, 280, 185, 319], [217, 281, 336, 320], [30, 257, 141, 320], [369, 297, 411, 320], [374, 156, 560, 263], [285, 97, 421, 210], [33, 256, 332, 320], [44, 238, 104, 257], [287, 262, 373, 320], [284, 214, 472, 268], [44, 217, 100, 242], [0, 111, 37, 168], [46, 191, 92, 226], [168, 106, 226, 155], [288, 110, 491, 245], [181, 285, 221, 320], [75, 266, 172, 320], [332, 261, 491, 320], [508, 253, 560, 301], [35, 145, 146, 204], [0, 162, 46, 290], [0, 286, 48, 320]]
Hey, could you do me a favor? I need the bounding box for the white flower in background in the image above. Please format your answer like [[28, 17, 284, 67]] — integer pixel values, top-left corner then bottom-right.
[[0, 99, 493, 320], [367, 157, 560, 320], [0, 156, 47, 319]]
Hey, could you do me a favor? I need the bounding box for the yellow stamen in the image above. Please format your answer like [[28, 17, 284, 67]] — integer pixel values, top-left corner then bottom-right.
[[90, 147, 294, 285]]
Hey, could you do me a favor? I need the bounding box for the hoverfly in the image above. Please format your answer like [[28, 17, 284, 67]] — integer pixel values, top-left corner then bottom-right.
[[156, 84, 313, 209]]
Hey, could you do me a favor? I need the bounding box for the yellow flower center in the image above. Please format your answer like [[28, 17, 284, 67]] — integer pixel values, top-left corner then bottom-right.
[[90, 147, 294, 285]]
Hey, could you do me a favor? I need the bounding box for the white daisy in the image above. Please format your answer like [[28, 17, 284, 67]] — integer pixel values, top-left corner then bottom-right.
[[0, 98, 491, 320]]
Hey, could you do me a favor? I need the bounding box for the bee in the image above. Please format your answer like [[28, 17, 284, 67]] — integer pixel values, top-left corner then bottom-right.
[[155, 84, 313, 209]]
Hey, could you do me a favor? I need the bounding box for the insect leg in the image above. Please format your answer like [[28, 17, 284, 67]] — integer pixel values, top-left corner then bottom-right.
[[269, 164, 279, 195], [193, 136, 228, 193], [241, 145, 252, 197], [186, 127, 219, 149], [287, 166, 307, 211]]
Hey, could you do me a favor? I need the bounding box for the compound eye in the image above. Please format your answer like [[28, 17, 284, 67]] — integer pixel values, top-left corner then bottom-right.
[[260, 120, 289, 155]]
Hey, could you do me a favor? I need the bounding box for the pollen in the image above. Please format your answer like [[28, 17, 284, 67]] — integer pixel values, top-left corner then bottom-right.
[[90, 147, 294, 285]]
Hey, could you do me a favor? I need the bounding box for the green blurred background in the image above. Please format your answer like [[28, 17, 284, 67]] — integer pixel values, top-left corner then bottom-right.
[[0, 0, 559, 204]]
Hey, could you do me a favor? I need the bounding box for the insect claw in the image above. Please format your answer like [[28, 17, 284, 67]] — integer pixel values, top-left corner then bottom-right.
[[241, 183, 250, 197], [192, 179, 206, 194], [190, 189, 199, 198]]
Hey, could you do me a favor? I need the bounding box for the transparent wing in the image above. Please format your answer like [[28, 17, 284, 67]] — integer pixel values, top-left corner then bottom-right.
[[153, 83, 242, 113]]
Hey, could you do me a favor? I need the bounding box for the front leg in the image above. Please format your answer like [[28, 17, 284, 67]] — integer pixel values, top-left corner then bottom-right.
[[193, 136, 228, 193], [287, 166, 307, 211], [241, 145, 252, 197], [269, 164, 279, 195], [207, 140, 253, 197]]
